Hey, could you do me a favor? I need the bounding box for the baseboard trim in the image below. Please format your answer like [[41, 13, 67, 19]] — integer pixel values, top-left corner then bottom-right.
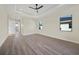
[[37, 33, 79, 44]]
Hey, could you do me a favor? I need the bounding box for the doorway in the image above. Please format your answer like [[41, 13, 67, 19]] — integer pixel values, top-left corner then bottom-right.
[[8, 19, 21, 34]]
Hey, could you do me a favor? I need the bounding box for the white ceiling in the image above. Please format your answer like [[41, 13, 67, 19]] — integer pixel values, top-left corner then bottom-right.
[[4, 4, 78, 19], [5, 4, 60, 18], [15, 4, 59, 16]]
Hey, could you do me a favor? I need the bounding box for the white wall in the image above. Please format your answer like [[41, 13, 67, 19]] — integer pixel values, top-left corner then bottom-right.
[[0, 5, 8, 47], [36, 5, 79, 44], [21, 17, 37, 35]]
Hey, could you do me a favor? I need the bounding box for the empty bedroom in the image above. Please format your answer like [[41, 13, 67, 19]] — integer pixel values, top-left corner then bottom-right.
[[0, 4, 79, 55]]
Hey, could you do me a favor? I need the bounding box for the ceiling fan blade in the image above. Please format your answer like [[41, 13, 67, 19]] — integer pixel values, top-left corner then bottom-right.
[[29, 4, 43, 13], [37, 5, 43, 9], [29, 7, 35, 9]]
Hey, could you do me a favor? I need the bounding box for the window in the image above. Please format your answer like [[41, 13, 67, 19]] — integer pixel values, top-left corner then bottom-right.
[[38, 21, 43, 30], [60, 23, 72, 31], [60, 15, 72, 32]]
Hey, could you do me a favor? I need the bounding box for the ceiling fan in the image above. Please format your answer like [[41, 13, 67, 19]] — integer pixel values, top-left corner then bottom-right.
[[29, 4, 43, 13]]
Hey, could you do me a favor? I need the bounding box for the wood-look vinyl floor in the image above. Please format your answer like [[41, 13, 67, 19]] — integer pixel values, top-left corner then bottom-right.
[[0, 34, 79, 55]]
